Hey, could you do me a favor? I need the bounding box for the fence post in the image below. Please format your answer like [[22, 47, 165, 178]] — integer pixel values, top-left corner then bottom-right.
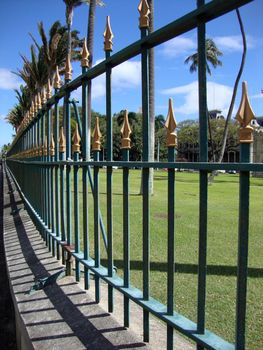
[[121, 110, 131, 328], [139, 0, 150, 342], [92, 116, 102, 303], [235, 81, 255, 349], [104, 15, 114, 313], [165, 98, 177, 350]]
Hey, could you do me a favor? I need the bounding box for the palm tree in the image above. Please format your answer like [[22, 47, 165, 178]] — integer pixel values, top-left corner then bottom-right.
[[185, 37, 223, 162], [116, 111, 138, 127], [184, 38, 223, 75], [63, 0, 104, 58], [15, 45, 48, 95], [30, 21, 82, 80]]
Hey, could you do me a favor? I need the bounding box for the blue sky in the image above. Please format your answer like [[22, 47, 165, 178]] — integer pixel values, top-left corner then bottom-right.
[[0, 0, 262, 148]]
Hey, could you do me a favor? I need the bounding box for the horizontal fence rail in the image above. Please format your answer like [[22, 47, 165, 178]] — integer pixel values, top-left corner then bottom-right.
[[6, 1, 260, 349]]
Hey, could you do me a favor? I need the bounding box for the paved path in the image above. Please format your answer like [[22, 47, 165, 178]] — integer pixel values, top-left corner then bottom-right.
[[0, 162, 16, 349]]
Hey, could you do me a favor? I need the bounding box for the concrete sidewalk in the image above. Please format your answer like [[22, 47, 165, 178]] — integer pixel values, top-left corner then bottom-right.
[[0, 162, 16, 349]]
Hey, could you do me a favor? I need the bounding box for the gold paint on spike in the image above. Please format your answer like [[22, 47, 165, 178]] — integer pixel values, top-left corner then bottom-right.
[[59, 127, 66, 153], [54, 66, 61, 89], [38, 92, 42, 110], [235, 81, 256, 143], [121, 110, 132, 149], [81, 39, 90, 67], [138, 0, 150, 29], [50, 134, 55, 157], [43, 136, 48, 156], [72, 124, 81, 153], [65, 54, 72, 81], [92, 117, 102, 151], [41, 87, 47, 104], [46, 79, 52, 99], [104, 16, 114, 52], [165, 98, 177, 147], [39, 142, 43, 157]]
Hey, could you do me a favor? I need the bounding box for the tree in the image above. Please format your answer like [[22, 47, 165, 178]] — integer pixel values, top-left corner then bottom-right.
[[184, 9, 247, 167], [86, 0, 105, 160], [184, 38, 223, 76], [30, 21, 82, 80], [217, 9, 246, 163]]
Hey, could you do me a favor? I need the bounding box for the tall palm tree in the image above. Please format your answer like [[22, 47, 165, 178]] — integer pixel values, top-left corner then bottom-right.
[[30, 21, 82, 80], [185, 38, 223, 75], [15, 45, 48, 95], [63, 0, 104, 58], [185, 37, 223, 162]]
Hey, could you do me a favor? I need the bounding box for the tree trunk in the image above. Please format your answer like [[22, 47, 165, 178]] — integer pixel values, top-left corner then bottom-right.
[[86, 0, 96, 160], [217, 9, 246, 163]]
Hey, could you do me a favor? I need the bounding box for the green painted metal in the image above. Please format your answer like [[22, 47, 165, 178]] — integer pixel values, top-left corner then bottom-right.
[[82, 65, 90, 290], [6, 1, 259, 349], [94, 150, 100, 303], [122, 148, 130, 327], [54, 90, 61, 260], [197, 2, 208, 349], [236, 143, 250, 349], [73, 149, 80, 281], [167, 146, 176, 349], [106, 50, 114, 313], [141, 25, 150, 343]]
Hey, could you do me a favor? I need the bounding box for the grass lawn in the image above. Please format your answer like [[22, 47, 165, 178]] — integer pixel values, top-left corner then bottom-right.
[[72, 169, 262, 349]]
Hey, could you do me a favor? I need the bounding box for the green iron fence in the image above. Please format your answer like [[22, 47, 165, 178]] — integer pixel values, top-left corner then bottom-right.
[[6, 0, 261, 349]]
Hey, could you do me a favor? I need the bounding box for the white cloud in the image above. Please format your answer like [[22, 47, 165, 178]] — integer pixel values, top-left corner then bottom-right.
[[162, 80, 234, 116], [251, 93, 263, 100], [0, 68, 21, 90], [0, 114, 6, 121], [162, 37, 196, 58], [213, 35, 257, 52], [72, 60, 141, 101]]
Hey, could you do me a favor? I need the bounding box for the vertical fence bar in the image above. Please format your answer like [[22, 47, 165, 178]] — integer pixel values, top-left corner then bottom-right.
[[81, 41, 90, 290], [197, 1, 208, 348], [65, 55, 72, 247], [92, 117, 102, 303], [54, 69, 61, 260], [59, 127, 66, 259], [73, 126, 81, 281], [139, 1, 150, 342], [50, 134, 55, 257], [121, 110, 131, 328], [165, 99, 177, 350], [235, 81, 255, 350], [104, 16, 114, 313]]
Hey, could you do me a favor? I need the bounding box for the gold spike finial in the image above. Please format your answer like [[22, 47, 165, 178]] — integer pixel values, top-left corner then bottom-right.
[[235, 81, 255, 143], [38, 92, 42, 110], [54, 66, 61, 89], [59, 127, 66, 153], [138, 0, 150, 29], [104, 16, 114, 52], [72, 124, 81, 153], [50, 134, 55, 156], [46, 79, 52, 99], [92, 117, 102, 151], [41, 87, 47, 104], [43, 136, 48, 156], [165, 98, 177, 147], [65, 54, 72, 81], [81, 39, 90, 67], [121, 110, 132, 149]]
